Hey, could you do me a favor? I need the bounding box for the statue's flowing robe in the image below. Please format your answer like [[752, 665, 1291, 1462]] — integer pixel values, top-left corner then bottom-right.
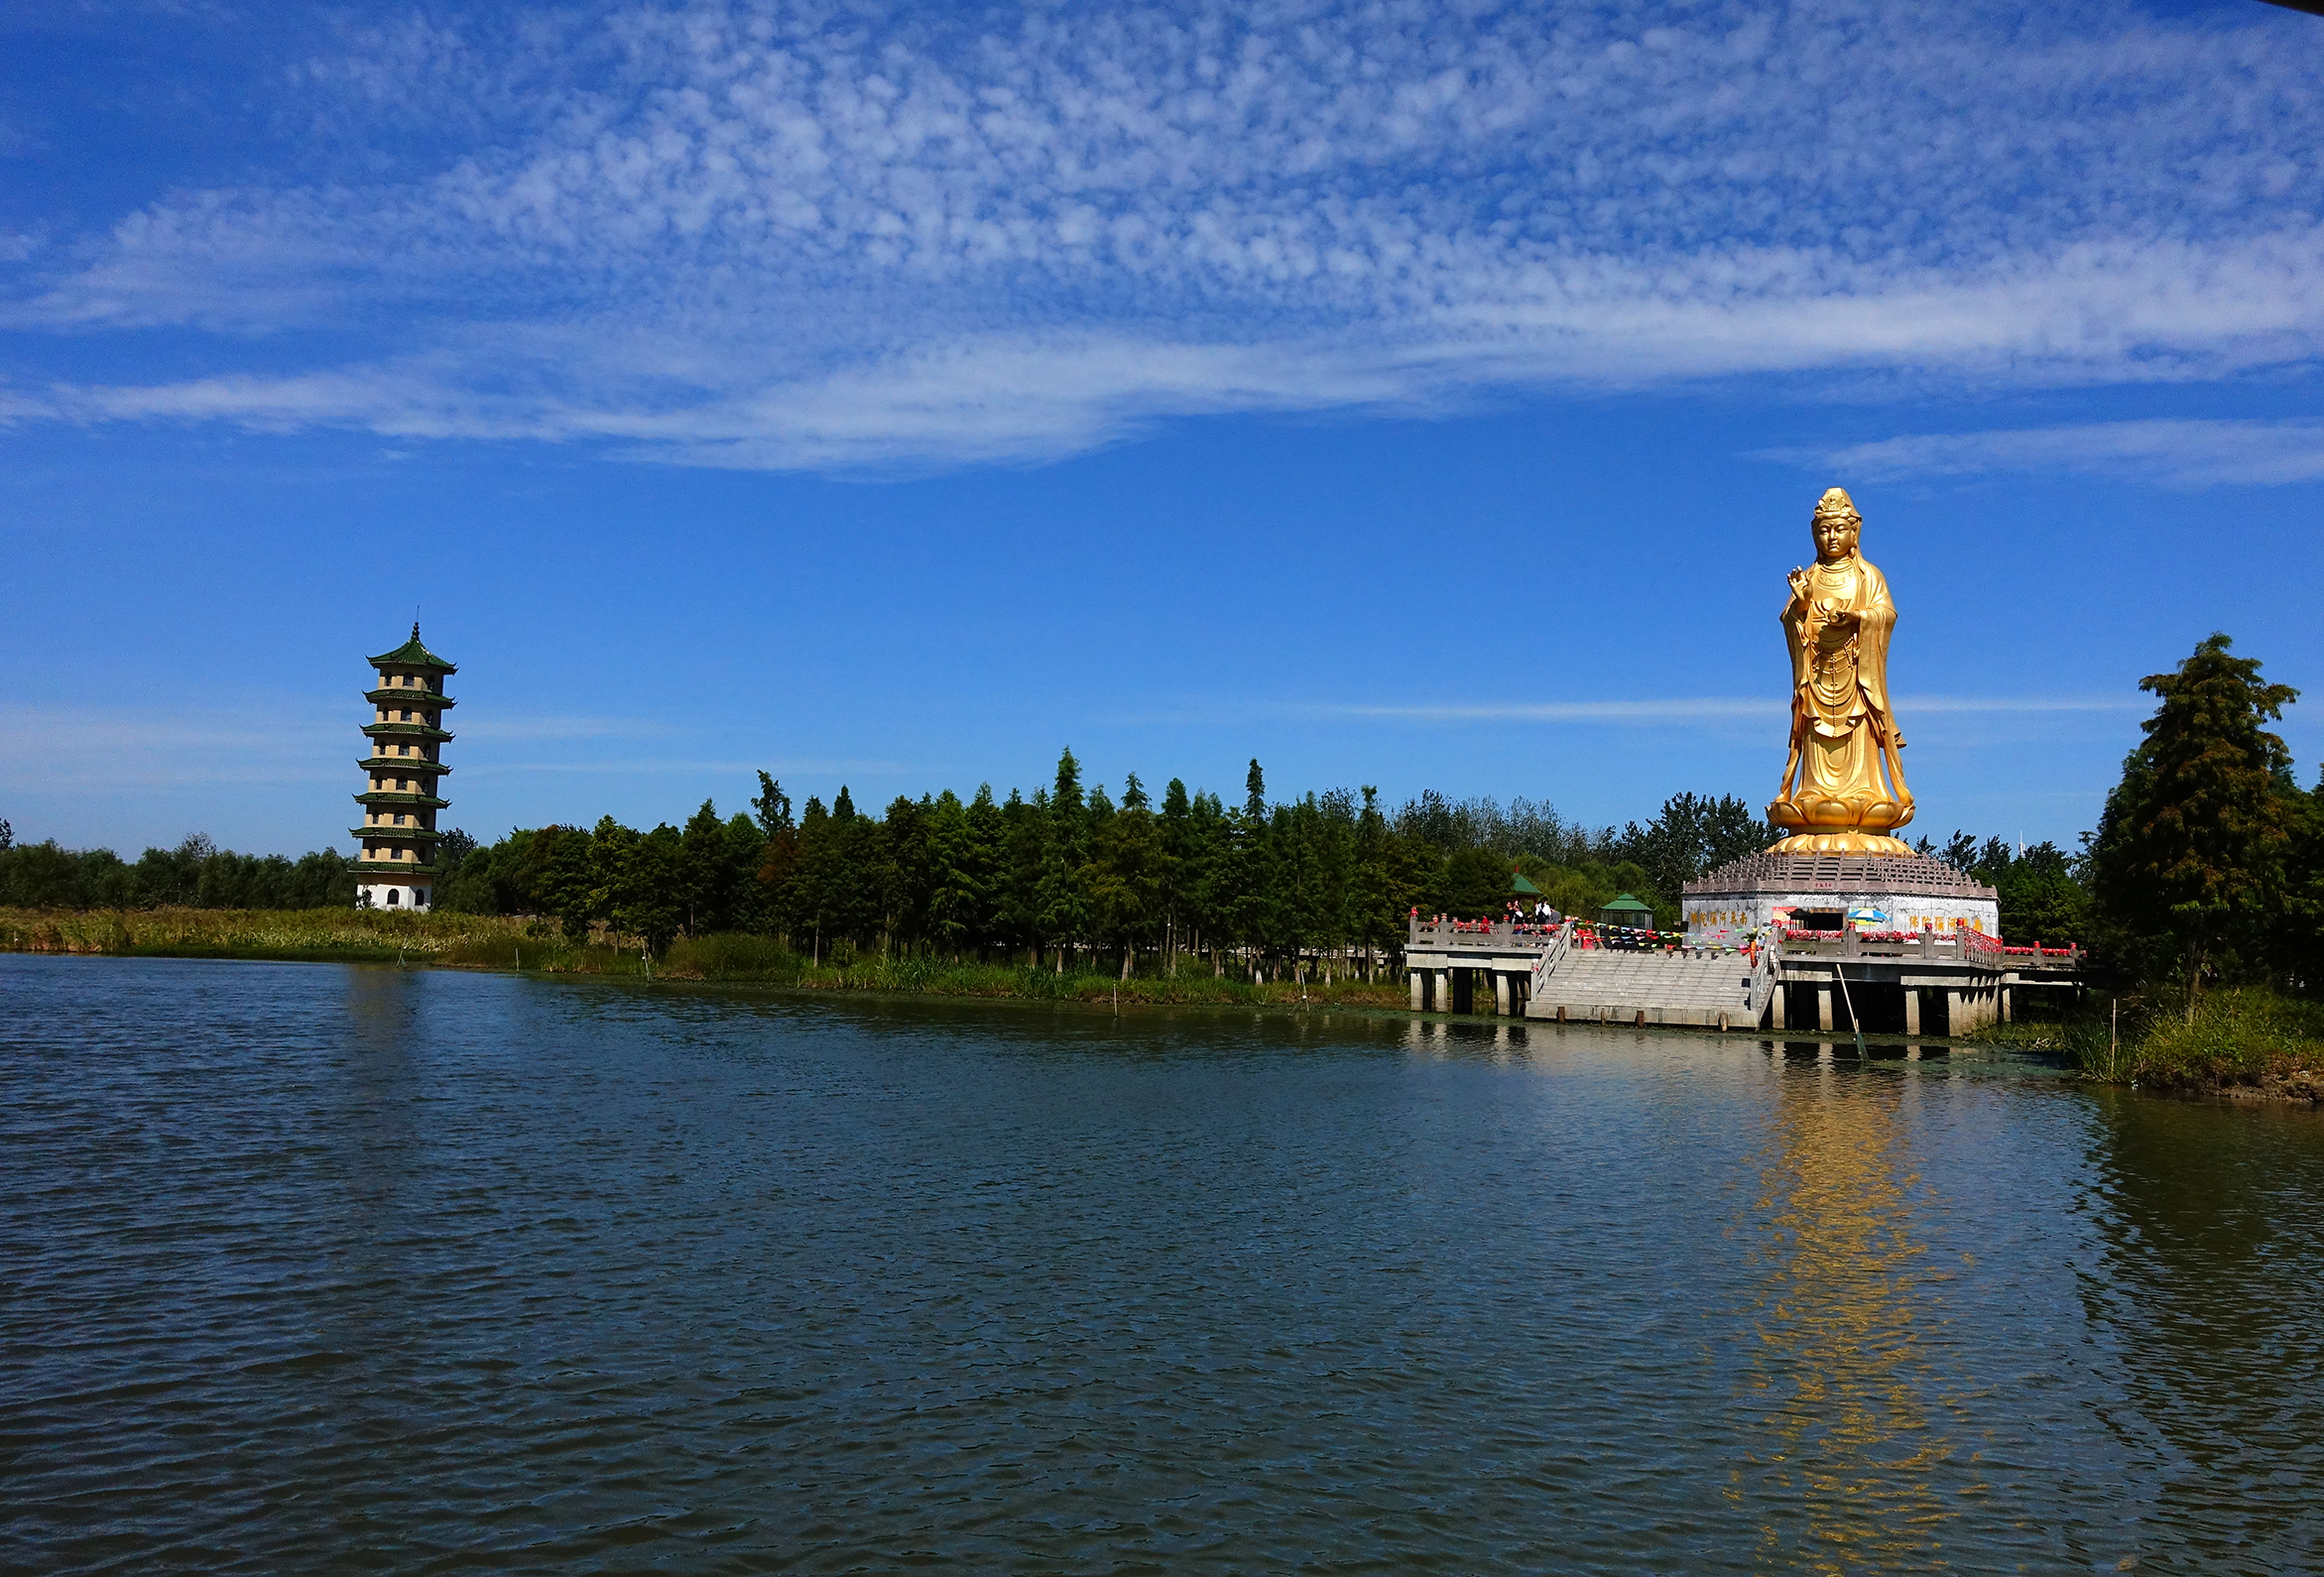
[[1776, 554, 1911, 831]]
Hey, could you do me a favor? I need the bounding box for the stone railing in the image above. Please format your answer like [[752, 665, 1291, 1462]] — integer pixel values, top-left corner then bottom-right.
[[1529, 920, 1576, 993], [1746, 934, 1784, 1024], [1407, 916, 1564, 948], [1775, 928, 2081, 971]]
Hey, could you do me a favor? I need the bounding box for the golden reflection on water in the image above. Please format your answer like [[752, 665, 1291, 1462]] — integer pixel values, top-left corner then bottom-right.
[[1737, 1059, 1974, 1572]]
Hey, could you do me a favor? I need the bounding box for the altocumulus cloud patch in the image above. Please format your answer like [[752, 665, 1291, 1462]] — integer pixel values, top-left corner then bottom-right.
[[3, 0, 2321, 470]]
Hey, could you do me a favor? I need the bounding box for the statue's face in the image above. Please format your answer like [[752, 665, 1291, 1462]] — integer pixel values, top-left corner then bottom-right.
[[1813, 513, 1860, 563]]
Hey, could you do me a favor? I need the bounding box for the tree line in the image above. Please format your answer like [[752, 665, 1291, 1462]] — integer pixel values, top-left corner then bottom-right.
[[3, 770, 1773, 971], [0, 830, 356, 911], [4, 628, 2314, 1009], [428, 761, 1782, 977]]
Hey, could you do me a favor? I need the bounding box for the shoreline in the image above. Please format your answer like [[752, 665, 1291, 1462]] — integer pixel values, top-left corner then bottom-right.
[[9, 908, 2320, 1101]]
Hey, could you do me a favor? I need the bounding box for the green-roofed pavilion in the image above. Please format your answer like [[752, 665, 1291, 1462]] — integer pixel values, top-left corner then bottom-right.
[[1510, 872, 1543, 897], [1598, 892, 1654, 928]]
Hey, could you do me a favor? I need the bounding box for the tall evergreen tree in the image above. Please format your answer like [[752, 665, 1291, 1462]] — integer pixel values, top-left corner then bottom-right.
[[2089, 633, 2299, 1017], [613, 823, 684, 957], [1351, 785, 1400, 972], [795, 795, 833, 961], [1158, 777, 1193, 971], [999, 788, 1046, 963], [1037, 749, 1089, 971], [963, 784, 1006, 954], [883, 794, 933, 951], [752, 772, 794, 838], [722, 812, 769, 932], [1089, 773, 1162, 977], [924, 789, 980, 957], [678, 798, 725, 936], [1183, 789, 1231, 974], [1225, 760, 1277, 976]]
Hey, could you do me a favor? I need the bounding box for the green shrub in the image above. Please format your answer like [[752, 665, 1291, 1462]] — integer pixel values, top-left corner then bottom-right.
[[2136, 988, 2324, 1085], [662, 932, 802, 980]]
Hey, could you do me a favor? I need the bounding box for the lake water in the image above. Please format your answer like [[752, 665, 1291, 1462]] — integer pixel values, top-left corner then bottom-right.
[[6, 955, 2323, 1573]]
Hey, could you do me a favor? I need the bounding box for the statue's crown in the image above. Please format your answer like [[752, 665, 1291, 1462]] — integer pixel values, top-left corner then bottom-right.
[[1812, 487, 1861, 525]]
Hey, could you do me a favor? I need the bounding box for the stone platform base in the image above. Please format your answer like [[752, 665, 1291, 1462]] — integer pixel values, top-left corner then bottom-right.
[[1681, 851, 1997, 946], [358, 881, 432, 911]]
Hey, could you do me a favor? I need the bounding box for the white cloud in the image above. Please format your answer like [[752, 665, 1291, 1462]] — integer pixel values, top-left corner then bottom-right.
[[0, 705, 345, 788], [0, 703, 692, 791], [1768, 418, 2324, 488], [4, 0, 2322, 468]]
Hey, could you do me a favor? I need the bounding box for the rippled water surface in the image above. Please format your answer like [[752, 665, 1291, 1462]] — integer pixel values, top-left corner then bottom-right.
[[7, 956, 2324, 1572]]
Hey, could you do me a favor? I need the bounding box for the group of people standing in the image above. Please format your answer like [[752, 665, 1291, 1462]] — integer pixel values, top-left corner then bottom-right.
[[1410, 901, 1568, 934]]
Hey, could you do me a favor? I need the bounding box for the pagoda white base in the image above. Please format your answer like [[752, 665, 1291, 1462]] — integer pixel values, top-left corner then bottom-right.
[[358, 881, 432, 912]]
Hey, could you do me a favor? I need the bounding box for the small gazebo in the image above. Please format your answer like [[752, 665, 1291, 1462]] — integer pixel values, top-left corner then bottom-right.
[[1598, 893, 1655, 930]]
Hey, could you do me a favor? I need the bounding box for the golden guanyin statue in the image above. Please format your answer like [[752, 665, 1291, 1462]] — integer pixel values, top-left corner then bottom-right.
[[1768, 488, 1914, 855]]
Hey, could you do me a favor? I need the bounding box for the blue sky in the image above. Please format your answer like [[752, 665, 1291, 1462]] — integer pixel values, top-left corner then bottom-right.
[[3, 0, 2320, 859]]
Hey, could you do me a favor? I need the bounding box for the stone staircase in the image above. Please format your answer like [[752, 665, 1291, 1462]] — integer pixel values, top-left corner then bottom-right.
[[1527, 949, 1761, 1030]]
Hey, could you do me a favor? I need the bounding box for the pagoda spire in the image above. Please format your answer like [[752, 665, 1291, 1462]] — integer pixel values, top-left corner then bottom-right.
[[353, 626, 458, 910]]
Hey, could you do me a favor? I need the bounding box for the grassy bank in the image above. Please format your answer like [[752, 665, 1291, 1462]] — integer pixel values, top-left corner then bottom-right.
[[0, 909, 1411, 1009], [1, 906, 541, 965], [27, 908, 2308, 1059], [1990, 987, 2324, 1098], [656, 931, 1408, 1006]]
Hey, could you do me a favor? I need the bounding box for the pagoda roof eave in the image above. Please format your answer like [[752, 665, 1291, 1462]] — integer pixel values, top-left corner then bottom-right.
[[366, 623, 458, 673], [357, 758, 451, 774]]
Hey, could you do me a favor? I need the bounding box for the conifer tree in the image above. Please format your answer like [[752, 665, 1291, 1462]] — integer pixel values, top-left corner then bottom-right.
[[679, 798, 725, 936], [1158, 778, 1193, 972], [2089, 633, 2298, 1018], [1037, 750, 1089, 971], [963, 784, 1005, 953], [999, 788, 1045, 964]]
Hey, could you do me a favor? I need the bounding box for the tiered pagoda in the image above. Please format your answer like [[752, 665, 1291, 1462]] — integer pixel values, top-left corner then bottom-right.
[[353, 624, 456, 910]]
